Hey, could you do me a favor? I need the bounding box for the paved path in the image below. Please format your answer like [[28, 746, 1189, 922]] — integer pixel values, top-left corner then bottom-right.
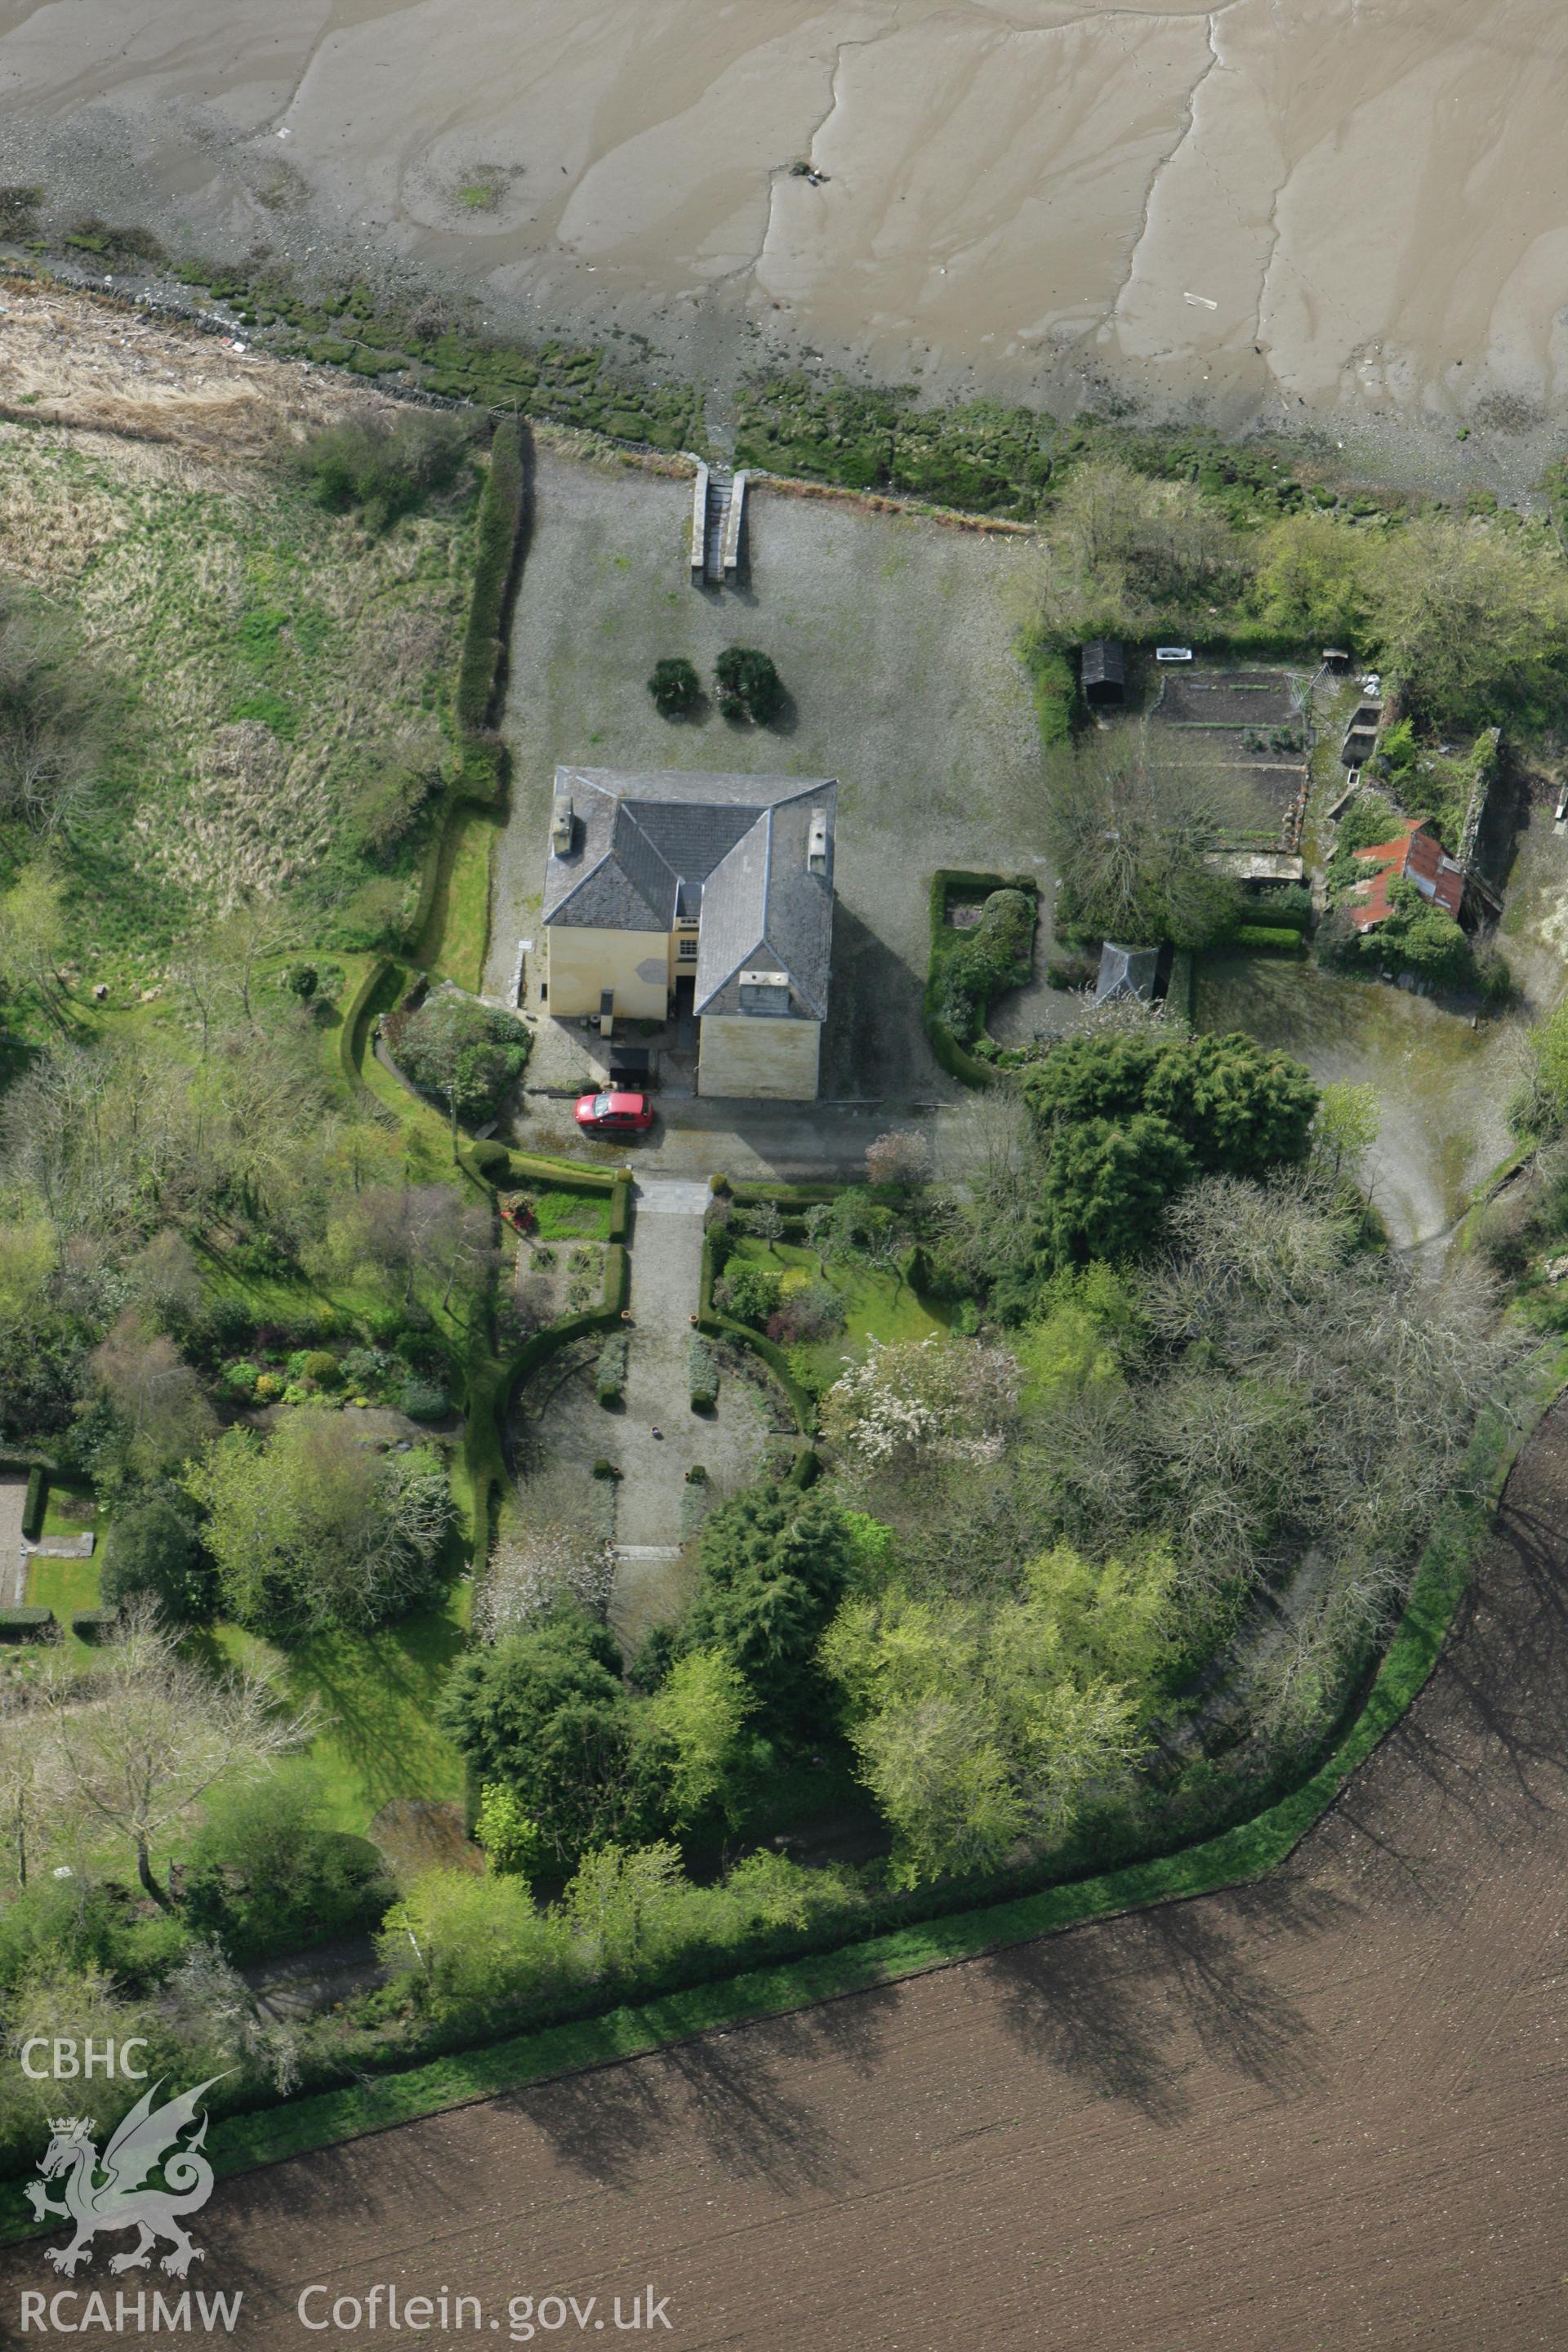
[[600, 1179, 773, 1650], [0, 1476, 25, 1605], [608, 1183, 710, 1649]]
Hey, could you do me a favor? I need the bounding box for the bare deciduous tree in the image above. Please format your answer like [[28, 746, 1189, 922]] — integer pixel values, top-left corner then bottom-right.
[[44, 1615, 319, 1902]]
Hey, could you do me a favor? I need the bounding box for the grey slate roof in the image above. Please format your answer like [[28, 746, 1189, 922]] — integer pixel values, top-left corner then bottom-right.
[[544, 767, 835, 1021]]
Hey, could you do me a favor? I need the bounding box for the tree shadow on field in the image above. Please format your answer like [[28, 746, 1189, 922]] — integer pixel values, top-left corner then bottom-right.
[[982, 1883, 1343, 2123], [502, 1985, 896, 2193], [1330, 1477, 1568, 1913]]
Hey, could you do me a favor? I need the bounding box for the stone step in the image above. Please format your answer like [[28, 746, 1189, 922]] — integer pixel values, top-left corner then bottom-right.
[[630, 1178, 713, 1217]]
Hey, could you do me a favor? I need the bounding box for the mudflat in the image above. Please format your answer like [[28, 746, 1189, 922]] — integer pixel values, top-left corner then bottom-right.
[[5, 1, 1568, 446]]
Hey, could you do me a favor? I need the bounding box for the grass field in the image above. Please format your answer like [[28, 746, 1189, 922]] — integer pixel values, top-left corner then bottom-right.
[[207, 1586, 471, 1833], [730, 1237, 951, 1383], [0, 421, 475, 982]]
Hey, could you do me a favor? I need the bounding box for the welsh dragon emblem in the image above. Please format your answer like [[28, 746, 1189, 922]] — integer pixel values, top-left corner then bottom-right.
[[25, 2077, 228, 2278]]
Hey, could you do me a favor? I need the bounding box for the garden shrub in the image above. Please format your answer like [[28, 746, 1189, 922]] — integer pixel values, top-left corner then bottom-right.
[[184, 1777, 393, 1963], [400, 1377, 450, 1421], [648, 657, 702, 718], [933, 886, 1036, 1045], [341, 1346, 394, 1394], [715, 1263, 782, 1328], [390, 990, 531, 1121], [595, 1333, 628, 1408], [766, 1281, 847, 1348], [1248, 883, 1313, 929], [295, 410, 473, 536], [100, 1486, 217, 1624], [715, 646, 785, 725], [689, 1338, 719, 1411], [301, 1349, 341, 1389]]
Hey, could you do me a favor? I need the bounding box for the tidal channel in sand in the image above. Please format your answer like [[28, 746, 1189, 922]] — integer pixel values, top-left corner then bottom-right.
[[5, 0, 1568, 456]]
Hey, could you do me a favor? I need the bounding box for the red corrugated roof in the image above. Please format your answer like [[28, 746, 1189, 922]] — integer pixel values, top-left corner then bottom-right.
[[1348, 818, 1463, 931]]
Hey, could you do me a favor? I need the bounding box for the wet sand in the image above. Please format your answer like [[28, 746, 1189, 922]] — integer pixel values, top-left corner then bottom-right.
[[5, 1, 1568, 460]]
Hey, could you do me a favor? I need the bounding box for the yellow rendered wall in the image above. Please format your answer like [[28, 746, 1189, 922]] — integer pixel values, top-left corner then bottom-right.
[[697, 1014, 821, 1101], [546, 926, 670, 1018]]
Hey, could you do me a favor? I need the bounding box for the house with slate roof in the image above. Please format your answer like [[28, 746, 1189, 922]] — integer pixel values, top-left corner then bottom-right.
[[541, 767, 836, 1100]]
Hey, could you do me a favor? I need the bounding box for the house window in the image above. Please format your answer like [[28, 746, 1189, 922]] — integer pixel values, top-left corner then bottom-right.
[[677, 936, 698, 960], [738, 979, 791, 1017]]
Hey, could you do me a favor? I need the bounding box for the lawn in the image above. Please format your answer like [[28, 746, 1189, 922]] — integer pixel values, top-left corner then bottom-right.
[[731, 1237, 951, 1383], [531, 1187, 612, 1242], [425, 804, 501, 993], [24, 1555, 103, 1667], [207, 1584, 471, 1834]]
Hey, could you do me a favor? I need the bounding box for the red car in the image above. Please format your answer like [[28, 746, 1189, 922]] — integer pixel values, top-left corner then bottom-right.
[[574, 1089, 654, 1137]]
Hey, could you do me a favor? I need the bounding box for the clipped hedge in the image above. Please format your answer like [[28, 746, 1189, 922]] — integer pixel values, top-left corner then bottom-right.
[[1249, 883, 1313, 930], [336, 956, 399, 1098], [1229, 925, 1306, 956], [21, 1468, 46, 1542], [457, 420, 527, 729], [697, 1311, 816, 1433], [463, 1223, 629, 1571], [459, 1143, 621, 1196], [0, 1608, 54, 1643], [595, 1332, 628, 1408], [924, 869, 1039, 1089], [607, 1177, 632, 1243], [688, 1337, 719, 1411], [728, 1181, 842, 1209], [71, 1608, 118, 1642]]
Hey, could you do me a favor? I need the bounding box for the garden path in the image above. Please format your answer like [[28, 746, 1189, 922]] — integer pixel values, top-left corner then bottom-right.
[[607, 1179, 768, 1653], [0, 1477, 25, 1605]]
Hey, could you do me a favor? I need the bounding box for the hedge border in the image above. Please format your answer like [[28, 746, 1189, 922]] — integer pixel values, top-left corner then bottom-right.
[[458, 1144, 626, 1197], [0, 1607, 53, 1643], [456, 420, 528, 731], [924, 869, 1039, 1089], [697, 1232, 816, 1432], [20, 1467, 46, 1542], [2, 1352, 1539, 2229], [697, 1312, 817, 1434], [336, 956, 399, 1102]]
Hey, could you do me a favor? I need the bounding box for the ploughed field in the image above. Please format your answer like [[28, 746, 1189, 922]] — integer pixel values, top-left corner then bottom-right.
[[18, 1396, 1568, 2348]]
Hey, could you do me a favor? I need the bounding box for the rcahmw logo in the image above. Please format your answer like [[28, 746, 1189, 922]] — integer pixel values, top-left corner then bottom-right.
[[18, 2071, 243, 2333]]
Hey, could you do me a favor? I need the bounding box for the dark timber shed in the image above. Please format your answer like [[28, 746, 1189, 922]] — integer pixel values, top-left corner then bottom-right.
[[1080, 639, 1126, 708]]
